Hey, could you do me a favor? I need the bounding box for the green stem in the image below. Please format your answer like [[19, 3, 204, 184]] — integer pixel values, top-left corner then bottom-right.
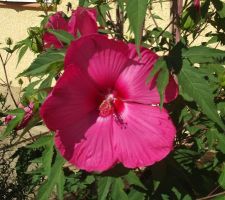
[[0, 53, 18, 108]]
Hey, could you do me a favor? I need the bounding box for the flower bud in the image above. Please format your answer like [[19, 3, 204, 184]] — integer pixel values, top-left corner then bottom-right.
[[18, 78, 23, 86], [5, 37, 13, 46]]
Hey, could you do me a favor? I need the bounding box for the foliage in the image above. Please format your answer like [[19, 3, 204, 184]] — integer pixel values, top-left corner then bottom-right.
[[0, 0, 225, 199]]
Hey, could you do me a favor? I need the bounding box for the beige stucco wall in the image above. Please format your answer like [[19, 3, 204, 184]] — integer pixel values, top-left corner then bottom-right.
[[0, 0, 76, 87], [0, 1, 173, 87], [0, 1, 221, 87], [0, 8, 42, 87]]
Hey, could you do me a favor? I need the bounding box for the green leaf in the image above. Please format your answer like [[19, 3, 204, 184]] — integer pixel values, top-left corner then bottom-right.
[[18, 112, 41, 141], [126, 0, 148, 51], [22, 80, 41, 93], [79, 0, 89, 7], [85, 175, 95, 184], [111, 178, 128, 200], [201, 0, 211, 19], [212, 194, 225, 200], [219, 164, 225, 189], [56, 172, 65, 200], [28, 134, 54, 176], [218, 102, 225, 118], [181, 9, 196, 30], [16, 38, 30, 67], [211, 0, 225, 18], [151, 13, 163, 20], [17, 46, 28, 67], [27, 134, 53, 149], [183, 195, 192, 200], [0, 108, 25, 140], [117, 0, 125, 12], [178, 61, 225, 131], [147, 57, 165, 82], [39, 73, 55, 89], [48, 29, 75, 45], [172, 187, 192, 200], [37, 153, 65, 200], [125, 171, 146, 189], [128, 188, 145, 200], [97, 3, 111, 27], [2, 47, 13, 53], [161, 194, 170, 200], [181, 16, 193, 30], [19, 49, 64, 77], [22, 80, 41, 101], [147, 57, 169, 108], [97, 176, 113, 200], [156, 67, 169, 109], [41, 138, 54, 176], [216, 132, 225, 154], [206, 128, 218, 149], [182, 46, 225, 64]]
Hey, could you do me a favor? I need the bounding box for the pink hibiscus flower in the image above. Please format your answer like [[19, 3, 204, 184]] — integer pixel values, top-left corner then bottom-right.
[[43, 12, 68, 49], [40, 34, 178, 172], [4, 102, 34, 130], [68, 7, 98, 37]]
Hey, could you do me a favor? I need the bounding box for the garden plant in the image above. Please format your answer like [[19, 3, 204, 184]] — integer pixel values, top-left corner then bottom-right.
[[1, 0, 225, 199]]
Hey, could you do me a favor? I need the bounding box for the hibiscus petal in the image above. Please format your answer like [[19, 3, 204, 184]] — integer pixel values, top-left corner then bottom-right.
[[56, 115, 117, 172], [46, 12, 68, 31], [164, 75, 179, 103], [55, 111, 97, 163], [148, 72, 179, 103], [113, 103, 176, 168], [68, 7, 98, 37], [17, 102, 34, 130], [43, 12, 68, 49], [128, 43, 158, 63], [64, 34, 129, 89], [43, 32, 64, 49], [40, 66, 99, 130], [115, 44, 178, 104]]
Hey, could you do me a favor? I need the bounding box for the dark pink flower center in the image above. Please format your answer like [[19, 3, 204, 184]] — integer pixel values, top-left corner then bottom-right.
[[99, 99, 114, 117], [98, 93, 123, 116], [99, 93, 127, 128]]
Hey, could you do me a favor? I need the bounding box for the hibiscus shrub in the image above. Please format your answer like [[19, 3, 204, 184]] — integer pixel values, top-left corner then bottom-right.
[[1, 0, 225, 199]]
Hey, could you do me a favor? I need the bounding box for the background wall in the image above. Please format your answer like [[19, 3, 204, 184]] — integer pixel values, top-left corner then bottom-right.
[[0, 0, 76, 87], [0, 1, 216, 87]]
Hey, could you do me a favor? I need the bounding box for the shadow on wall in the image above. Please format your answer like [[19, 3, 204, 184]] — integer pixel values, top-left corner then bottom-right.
[[0, 2, 54, 11]]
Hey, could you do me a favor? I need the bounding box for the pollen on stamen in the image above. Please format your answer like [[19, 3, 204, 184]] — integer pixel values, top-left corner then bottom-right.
[[99, 100, 114, 117], [99, 95, 127, 128]]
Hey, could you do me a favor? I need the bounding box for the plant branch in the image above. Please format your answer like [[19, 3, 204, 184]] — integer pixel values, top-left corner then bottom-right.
[[148, 7, 159, 28], [0, 53, 18, 108], [0, 77, 7, 85], [154, 0, 194, 43], [0, 131, 49, 152], [106, 10, 128, 42], [196, 191, 225, 200], [171, 0, 183, 43], [116, 4, 124, 39]]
